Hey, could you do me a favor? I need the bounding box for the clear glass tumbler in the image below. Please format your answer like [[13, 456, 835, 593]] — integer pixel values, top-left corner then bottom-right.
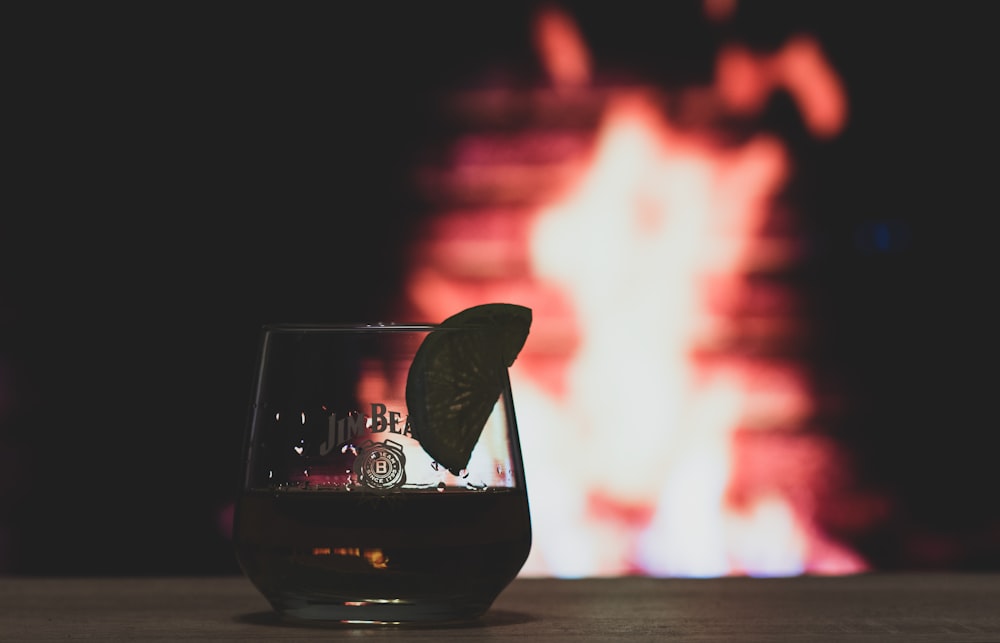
[[233, 322, 531, 624]]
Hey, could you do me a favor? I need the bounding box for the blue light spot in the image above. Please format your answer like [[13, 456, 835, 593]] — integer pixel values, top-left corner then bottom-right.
[[855, 219, 909, 254]]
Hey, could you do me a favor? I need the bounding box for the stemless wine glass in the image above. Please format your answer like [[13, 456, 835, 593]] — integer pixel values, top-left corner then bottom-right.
[[233, 322, 532, 624]]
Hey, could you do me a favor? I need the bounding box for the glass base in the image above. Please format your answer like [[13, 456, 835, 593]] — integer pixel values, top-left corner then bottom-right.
[[271, 597, 491, 625]]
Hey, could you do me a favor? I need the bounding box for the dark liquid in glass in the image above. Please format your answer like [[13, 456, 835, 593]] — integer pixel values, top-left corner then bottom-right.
[[234, 487, 531, 622]]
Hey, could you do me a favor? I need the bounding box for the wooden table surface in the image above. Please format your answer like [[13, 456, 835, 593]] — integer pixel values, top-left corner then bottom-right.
[[1, 574, 998, 641]]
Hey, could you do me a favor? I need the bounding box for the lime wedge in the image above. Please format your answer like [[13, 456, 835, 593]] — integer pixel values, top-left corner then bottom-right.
[[406, 303, 531, 475]]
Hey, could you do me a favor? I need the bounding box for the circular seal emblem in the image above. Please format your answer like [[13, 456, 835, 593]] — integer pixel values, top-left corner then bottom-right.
[[353, 439, 406, 491]]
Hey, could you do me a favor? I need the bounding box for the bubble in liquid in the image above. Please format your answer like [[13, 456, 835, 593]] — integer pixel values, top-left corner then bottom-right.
[[431, 461, 440, 472], [466, 482, 488, 492], [436, 482, 446, 493]]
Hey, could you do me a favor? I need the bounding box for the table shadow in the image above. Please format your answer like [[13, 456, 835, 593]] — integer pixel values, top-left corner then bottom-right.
[[236, 609, 535, 631]]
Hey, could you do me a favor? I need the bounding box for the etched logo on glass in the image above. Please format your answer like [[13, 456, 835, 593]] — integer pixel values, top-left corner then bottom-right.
[[353, 439, 407, 491]]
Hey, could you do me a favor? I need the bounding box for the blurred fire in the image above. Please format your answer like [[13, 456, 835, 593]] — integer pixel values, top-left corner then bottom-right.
[[399, 4, 866, 577], [312, 547, 390, 569]]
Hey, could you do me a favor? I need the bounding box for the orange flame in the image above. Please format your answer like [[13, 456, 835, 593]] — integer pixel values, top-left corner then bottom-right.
[[533, 4, 592, 89], [315, 547, 390, 570], [703, 0, 738, 23], [716, 36, 848, 139]]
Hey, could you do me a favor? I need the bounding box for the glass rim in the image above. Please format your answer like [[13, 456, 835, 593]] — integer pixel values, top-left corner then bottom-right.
[[262, 322, 438, 333]]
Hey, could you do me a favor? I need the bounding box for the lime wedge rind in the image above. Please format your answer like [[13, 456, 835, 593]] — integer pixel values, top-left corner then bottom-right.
[[405, 304, 531, 475]]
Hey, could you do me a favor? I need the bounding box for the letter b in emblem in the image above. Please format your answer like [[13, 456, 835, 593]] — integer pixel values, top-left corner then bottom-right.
[[354, 440, 406, 491]]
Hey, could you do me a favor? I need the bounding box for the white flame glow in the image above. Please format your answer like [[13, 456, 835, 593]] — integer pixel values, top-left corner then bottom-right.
[[402, 4, 866, 577]]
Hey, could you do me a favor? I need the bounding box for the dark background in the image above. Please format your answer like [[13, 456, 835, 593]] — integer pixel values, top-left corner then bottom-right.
[[1, 1, 997, 574]]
